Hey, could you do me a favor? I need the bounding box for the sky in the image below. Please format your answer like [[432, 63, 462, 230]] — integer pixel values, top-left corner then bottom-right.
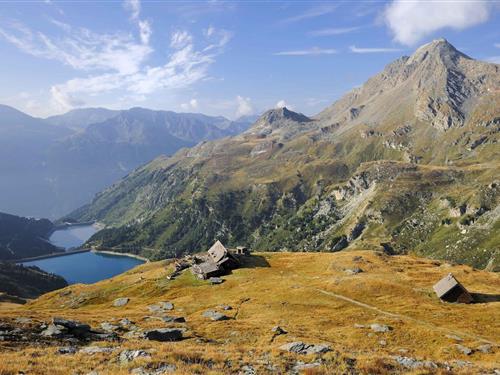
[[0, 0, 499, 119]]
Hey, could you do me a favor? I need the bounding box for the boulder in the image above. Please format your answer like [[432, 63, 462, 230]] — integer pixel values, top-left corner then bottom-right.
[[161, 316, 186, 323], [392, 356, 437, 369], [80, 346, 115, 355], [119, 349, 150, 363], [113, 298, 129, 307], [209, 277, 224, 285], [202, 310, 228, 321], [370, 323, 391, 333], [57, 346, 77, 355], [477, 344, 492, 353], [455, 344, 473, 355], [344, 267, 363, 275], [271, 326, 287, 335], [279, 341, 331, 355], [41, 323, 66, 337], [130, 364, 176, 375], [144, 328, 184, 342]]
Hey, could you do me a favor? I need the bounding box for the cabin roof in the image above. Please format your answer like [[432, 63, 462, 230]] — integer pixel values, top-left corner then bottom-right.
[[208, 240, 228, 263], [433, 273, 464, 298]]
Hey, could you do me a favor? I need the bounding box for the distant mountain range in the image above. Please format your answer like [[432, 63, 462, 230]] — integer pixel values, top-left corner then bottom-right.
[[69, 39, 499, 270], [0, 106, 255, 219]]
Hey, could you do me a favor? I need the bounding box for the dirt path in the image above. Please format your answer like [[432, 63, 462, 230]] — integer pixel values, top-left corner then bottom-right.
[[313, 287, 498, 345]]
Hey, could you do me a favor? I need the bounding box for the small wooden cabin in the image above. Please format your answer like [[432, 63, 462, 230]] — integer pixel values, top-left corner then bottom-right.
[[433, 273, 473, 303]]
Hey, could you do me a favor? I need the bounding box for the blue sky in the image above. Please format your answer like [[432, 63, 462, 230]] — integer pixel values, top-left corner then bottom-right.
[[0, 0, 499, 119]]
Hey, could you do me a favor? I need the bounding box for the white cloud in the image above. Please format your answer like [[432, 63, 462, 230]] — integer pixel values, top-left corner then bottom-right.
[[170, 30, 193, 49], [124, 0, 141, 20], [349, 45, 403, 54], [0, 9, 231, 112], [308, 26, 360, 37], [235, 96, 253, 118], [274, 47, 337, 56], [384, 0, 492, 46], [275, 100, 293, 110], [181, 98, 199, 111], [138, 20, 152, 44], [0, 20, 152, 75], [282, 4, 337, 24]]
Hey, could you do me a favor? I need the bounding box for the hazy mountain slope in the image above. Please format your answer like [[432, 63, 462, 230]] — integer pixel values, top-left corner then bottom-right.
[[0, 212, 60, 261], [69, 40, 499, 269], [44, 108, 119, 131], [0, 106, 252, 219]]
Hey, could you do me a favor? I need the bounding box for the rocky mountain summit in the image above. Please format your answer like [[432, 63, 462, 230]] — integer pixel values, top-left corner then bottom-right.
[[68, 39, 499, 269]]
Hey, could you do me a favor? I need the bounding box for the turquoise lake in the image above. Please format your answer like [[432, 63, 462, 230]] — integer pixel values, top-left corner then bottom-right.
[[21, 225, 144, 284]]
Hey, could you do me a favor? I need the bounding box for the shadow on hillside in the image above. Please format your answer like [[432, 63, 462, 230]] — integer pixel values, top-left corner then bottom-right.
[[471, 293, 500, 303], [238, 255, 270, 269]]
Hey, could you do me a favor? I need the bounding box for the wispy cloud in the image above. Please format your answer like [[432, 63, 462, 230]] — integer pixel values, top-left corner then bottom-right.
[[0, 0, 232, 112], [349, 45, 402, 54], [274, 47, 337, 56], [282, 4, 337, 24], [487, 56, 500, 64], [0, 20, 152, 74], [308, 26, 361, 37], [495, 43, 500, 48]]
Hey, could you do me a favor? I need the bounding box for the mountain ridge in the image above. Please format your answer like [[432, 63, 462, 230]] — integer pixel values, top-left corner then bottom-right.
[[68, 39, 499, 269]]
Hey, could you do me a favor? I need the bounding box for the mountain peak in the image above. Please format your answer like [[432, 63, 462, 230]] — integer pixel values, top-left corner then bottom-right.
[[406, 38, 470, 66], [258, 107, 311, 125]]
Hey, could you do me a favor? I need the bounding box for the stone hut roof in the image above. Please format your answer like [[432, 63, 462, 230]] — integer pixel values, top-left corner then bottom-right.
[[208, 240, 229, 263]]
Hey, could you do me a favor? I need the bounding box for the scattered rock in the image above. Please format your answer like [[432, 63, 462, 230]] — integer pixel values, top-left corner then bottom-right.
[[344, 267, 363, 275], [209, 277, 224, 285], [202, 310, 228, 321], [477, 344, 492, 353], [379, 340, 387, 346], [14, 317, 32, 324], [392, 356, 437, 369], [57, 346, 77, 355], [80, 346, 115, 355], [159, 302, 174, 310], [148, 302, 174, 313], [279, 342, 331, 355], [161, 316, 186, 323], [353, 324, 365, 329], [131, 364, 177, 375], [100, 322, 119, 332], [119, 318, 134, 326], [113, 298, 129, 307], [119, 349, 150, 363], [271, 326, 287, 335], [144, 328, 184, 342], [239, 365, 256, 375], [41, 323, 65, 337], [218, 305, 232, 310], [445, 334, 463, 341], [293, 361, 321, 372], [370, 324, 391, 333], [455, 344, 473, 355]]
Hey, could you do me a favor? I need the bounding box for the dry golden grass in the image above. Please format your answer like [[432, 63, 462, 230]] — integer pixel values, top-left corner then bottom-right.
[[0, 251, 498, 374]]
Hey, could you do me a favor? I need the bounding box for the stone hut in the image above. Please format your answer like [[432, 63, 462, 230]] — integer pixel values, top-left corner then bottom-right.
[[192, 241, 240, 280], [433, 273, 473, 303]]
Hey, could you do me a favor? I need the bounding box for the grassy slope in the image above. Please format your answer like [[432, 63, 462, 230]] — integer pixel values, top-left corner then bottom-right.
[[0, 251, 498, 374]]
